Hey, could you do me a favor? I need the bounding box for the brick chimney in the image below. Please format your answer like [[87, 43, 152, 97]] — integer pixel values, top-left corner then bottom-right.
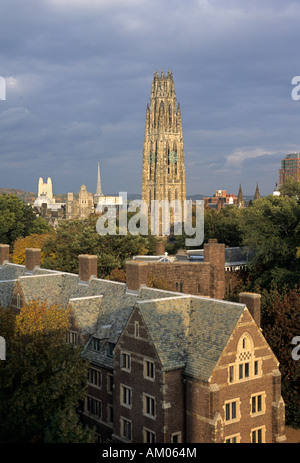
[[155, 240, 165, 256], [78, 254, 97, 282], [126, 261, 148, 291], [203, 239, 225, 299], [239, 292, 261, 328], [25, 248, 41, 271], [0, 244, 10, 266]]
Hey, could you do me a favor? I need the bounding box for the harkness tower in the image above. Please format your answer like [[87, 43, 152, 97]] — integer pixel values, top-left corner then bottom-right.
[[141, 70, 186, 233]]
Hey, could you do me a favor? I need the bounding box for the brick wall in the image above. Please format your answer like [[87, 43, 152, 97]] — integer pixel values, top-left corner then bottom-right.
[[112, 307, 185, 443], [126, 239, 225, 299], [207, 309, 285, 443]]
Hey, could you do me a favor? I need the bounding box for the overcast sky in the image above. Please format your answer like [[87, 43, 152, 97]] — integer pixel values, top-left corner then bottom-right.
[[1, 0, 300, 197]]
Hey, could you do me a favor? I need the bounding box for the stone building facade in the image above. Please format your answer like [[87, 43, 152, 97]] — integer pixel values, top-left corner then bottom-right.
[[141, 70, 186, 234], [0, 245, 286, 443]]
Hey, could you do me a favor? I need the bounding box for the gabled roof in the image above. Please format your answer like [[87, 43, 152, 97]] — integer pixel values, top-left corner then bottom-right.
[[185, 298, 245, 380], [136, 296, 245, 381]]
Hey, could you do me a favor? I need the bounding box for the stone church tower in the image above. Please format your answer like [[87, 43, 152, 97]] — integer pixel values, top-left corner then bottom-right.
[[141, 70, 186, 233]]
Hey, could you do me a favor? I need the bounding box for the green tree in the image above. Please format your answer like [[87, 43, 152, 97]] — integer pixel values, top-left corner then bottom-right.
[[241, 195, 300, 290], [260, 288, 300, 428], [204, 206, 243, 247], [280, 178, 300, 198], [42, 214, 152, 278], [0, 301, 93, 443], [0, 194, 50, 247], [44, 407, 96, 443]]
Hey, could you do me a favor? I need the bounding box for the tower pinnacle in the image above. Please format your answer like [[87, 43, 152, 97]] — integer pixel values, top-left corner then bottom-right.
[[94, 162, 103, 201]]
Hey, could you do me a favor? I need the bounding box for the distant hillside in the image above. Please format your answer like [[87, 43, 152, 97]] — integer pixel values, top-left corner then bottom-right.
[[0, 188, 36, 204]]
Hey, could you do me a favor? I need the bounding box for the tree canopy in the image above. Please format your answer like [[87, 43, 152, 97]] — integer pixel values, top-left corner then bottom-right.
[[42, 214, 155, 278], [0, 194, 50, 247], [0, 301, 94, 443], [240, 195, 300, 290]]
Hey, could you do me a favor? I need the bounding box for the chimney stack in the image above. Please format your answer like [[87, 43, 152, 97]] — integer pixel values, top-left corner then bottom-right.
[[239, 292, 261, 328], [0, 244, 9, 266], [78, 254, 97, 282], [155, 240, 165, 256], [204, 239, 225, 300], [25, 248, 41, 271]]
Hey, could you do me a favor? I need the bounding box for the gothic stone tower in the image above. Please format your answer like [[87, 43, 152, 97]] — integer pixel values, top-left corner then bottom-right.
[[142, 70, 186, 233]]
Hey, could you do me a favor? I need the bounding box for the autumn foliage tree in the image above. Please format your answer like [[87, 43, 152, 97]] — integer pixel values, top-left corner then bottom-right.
[[11, 233, 53, 265], [0, 300, 94, 443]]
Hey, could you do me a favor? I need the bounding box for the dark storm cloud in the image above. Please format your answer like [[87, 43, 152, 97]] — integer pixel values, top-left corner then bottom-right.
[[1, 0, 300, 196]]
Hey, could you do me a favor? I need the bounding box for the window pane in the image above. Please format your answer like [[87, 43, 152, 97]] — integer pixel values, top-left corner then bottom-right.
[[245, 362, 249, 377], [225, 403, 230, 421], [257, 429, 262, 443], [231, 401, 236, 419], [257, 395, 262, 412], [252, 396, 256, 414], [239, 364, 243, 379]]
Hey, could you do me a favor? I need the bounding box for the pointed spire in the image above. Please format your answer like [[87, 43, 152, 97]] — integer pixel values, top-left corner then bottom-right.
[[237, 183, 244, 206], [95, 162, 103, 198], [254, 182, 260, 200]]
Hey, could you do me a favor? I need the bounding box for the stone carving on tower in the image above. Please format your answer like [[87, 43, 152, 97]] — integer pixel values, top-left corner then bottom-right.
[[141, 70, 186, 234]]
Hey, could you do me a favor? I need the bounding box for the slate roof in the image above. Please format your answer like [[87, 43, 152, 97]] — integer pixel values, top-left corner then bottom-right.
[[0, 262, 57, 308], [185, 297, 245, 380], [0, 261, 247, 381], [137, 295, 246, 381]]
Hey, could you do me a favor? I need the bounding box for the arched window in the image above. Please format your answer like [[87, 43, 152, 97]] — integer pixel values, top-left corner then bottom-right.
[[228, 333, 261, 383]]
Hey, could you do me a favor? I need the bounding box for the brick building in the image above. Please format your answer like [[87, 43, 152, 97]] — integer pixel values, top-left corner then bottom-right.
[[0, 244, 286, 443], [126, 239, 225, 299], [279, 153, 300, 188]]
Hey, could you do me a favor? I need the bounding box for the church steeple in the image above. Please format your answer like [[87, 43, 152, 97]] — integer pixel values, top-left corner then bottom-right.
[[94, 162, 103, 203], [237, 184, 244, 207], [254, 182, 260, 200]]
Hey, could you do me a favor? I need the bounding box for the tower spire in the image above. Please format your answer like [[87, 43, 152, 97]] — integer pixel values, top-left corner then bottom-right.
[[94, 162, 103, 202], [237, 183, 244, 207], [254, 182, 260, 200]]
